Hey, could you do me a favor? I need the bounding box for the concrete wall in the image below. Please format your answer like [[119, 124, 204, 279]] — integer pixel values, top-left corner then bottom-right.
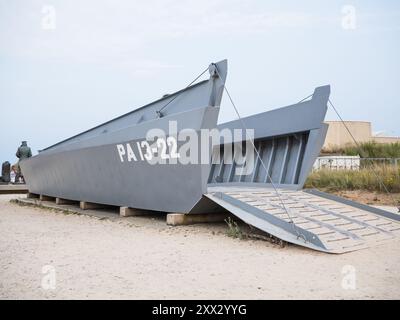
[[323, 121, 372, 150], [322, 121, 400, 150], [372, 136, 400, 144]]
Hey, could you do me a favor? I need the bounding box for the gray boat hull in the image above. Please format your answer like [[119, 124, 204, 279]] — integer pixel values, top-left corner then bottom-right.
[[21, 60, 228, 213], [21, 106, 219, 213], [20, 82, 330, 214], [19, 60, 400, 253]]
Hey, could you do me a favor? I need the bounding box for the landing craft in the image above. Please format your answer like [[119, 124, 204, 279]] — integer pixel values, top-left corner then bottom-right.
[[21, 60, 400, 253]]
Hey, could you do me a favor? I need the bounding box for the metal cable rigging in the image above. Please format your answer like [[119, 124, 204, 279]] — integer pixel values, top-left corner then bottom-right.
[[213, 64, 308, 243], [156, 67, 210, 117], [297, 91, 399, 212]]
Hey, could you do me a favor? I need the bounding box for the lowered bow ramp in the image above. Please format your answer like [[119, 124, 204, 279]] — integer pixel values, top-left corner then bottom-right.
[[201, 84, 400, 253], [206, 187, 400, 253]]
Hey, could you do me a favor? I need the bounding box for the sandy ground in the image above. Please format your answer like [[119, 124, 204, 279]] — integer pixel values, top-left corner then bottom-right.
[[325, 190, 400, 207], [1, 194, 400, 300]]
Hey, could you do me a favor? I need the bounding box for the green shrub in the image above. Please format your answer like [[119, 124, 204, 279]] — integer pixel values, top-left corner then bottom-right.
[[225, 217, 244, 239]]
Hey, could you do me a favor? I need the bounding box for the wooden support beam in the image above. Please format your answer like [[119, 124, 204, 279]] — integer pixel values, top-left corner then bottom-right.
[[119, 206, 151, 217], [0, 184, 28, 195], [166, 212, 229, 226], [56, 197, 76, 205], [79, 201, 104, 210], [27, 192, 39, 199], [40, 194, 55, 201]]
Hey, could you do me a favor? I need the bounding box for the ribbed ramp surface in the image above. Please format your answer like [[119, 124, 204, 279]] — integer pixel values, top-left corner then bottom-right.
[[206, 187, 400, 253]]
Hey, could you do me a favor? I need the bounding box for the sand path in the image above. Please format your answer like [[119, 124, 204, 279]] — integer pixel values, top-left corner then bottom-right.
[[1, 195, 399, 299]]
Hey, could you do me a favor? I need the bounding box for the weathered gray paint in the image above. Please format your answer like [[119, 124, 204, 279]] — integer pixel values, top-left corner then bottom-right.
[[213, 191, 326, 248], [21, 60, 228, 213], [304, 189, 400, 222], [217, 85, 329, 142], [24, 59, 400, 254], [21, 107, 220, 213], [206, 187, 400, 253], [208, 85, 330, 190], [20, 63, 330, 216], [41, 61, 227, 154], [205, 192, 330, 252]]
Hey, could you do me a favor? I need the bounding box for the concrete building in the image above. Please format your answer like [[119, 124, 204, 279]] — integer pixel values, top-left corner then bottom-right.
[[322, 121, 400, 151]]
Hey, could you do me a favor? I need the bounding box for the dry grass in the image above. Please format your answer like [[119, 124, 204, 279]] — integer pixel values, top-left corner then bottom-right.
[[305, 165, 400, 193], [322, 141, 400, 158]]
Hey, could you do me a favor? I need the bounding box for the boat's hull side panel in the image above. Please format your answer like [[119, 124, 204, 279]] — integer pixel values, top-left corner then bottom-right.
[[21, 106, 219, 213]]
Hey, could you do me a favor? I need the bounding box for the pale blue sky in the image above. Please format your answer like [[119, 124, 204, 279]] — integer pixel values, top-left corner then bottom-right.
[[1, 0, 399, 162]]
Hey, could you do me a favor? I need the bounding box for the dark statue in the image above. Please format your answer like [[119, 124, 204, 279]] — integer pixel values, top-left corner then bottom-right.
[[15, 141, 32, 184], [1, 161, 11, 183]]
